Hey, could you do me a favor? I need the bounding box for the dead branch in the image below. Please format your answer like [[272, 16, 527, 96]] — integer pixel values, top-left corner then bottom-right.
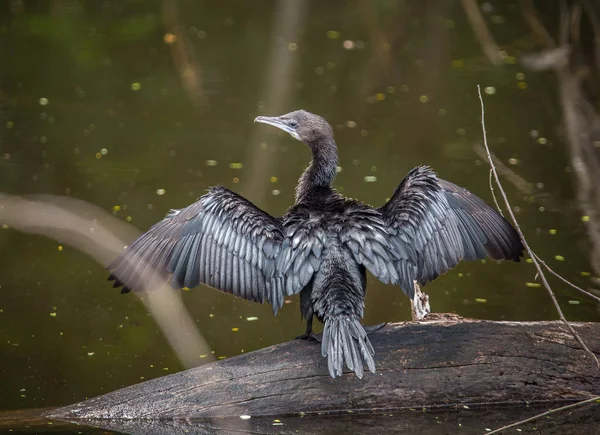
[[477, 85, 600, 368]]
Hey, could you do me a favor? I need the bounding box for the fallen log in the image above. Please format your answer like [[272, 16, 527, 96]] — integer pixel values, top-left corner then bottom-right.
[[49, 318, 600, 425]]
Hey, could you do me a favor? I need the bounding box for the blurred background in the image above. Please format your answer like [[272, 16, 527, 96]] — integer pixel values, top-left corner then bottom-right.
[[1, 0, 599, 417]]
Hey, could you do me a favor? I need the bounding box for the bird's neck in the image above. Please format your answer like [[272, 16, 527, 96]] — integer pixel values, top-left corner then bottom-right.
[[295, 138, 339, 204]]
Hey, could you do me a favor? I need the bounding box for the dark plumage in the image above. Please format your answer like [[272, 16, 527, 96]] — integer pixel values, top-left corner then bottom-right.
[[108, 110, 523, 379]]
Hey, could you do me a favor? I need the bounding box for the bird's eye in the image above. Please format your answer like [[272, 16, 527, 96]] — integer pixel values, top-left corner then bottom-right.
[[289, 120, 299, 128]]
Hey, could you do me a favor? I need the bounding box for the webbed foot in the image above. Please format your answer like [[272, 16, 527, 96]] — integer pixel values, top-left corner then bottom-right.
[[295, 332, 321, 343]]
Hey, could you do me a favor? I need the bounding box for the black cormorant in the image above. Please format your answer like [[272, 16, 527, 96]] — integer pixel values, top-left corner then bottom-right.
[[108, 110, 523, 379]]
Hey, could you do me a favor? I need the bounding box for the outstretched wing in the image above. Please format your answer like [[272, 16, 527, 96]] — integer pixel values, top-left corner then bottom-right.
[[378, 166, 523, 297], [108, 186, 300, 314]]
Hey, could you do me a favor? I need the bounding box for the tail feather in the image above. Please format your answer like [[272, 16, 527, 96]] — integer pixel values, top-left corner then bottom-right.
[[322, 316, 376, 379]]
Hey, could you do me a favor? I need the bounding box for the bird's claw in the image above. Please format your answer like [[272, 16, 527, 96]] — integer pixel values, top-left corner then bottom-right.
[[295, 332, 321, 343], [364, 322, 387, 335]]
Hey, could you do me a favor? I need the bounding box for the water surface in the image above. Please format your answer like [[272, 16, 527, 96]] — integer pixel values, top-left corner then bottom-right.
[[0, 1, 598, 432]]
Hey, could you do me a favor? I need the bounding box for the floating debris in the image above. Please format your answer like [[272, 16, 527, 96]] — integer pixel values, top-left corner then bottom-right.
[[548, 229, 557, 235], [231, 327, 239, 332], [525, 282, 541, 288], [240, 415, 251, 420], [131, 82, 141, 91], [364, 176, 377, 182], [580, 271, 591, 277], [57, 245, 63, 251], [475, 298, 487, 303], [568, 300, 581, 305], [39, 97, 49, 106], [326, 30, 341, 39], [554, 255, 565, 261], [156, 189, 166, 196], [246, 317, 258, 321], [483, 86, 496, 95], [229, 162, 243, 169], [49, 312, 57, 317], [205, 159, 218, 166], [582, 215, 590, 222]]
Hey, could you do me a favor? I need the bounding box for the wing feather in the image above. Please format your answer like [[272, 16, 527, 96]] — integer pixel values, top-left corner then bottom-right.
[[108, 186, 297, 313], [378, 166, 523, 297]]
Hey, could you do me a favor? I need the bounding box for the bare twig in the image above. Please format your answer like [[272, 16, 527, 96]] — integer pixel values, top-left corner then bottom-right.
[[477, 85, 600, 367], [488, 169, 503, 217], [486, 395, 600, 434]]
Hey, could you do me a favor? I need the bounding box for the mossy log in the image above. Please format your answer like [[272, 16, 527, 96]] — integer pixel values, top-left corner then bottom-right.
[[48, 317, 600, 434]]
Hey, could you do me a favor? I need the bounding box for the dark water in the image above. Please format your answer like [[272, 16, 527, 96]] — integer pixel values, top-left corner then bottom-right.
[[1, 1, 599, 433]]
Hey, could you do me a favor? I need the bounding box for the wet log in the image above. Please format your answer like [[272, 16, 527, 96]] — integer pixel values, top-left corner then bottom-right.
[[49, 317, 600, 425]]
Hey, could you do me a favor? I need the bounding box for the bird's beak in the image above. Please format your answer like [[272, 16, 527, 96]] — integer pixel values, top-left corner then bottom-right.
[[254, 116, 300, 140]]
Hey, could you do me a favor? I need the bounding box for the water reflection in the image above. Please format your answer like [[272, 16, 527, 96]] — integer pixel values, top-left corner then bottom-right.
[[0, 0, 599, 427]]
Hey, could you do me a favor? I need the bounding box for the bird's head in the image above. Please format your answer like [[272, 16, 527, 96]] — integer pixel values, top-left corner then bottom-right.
[[254, 110, 334, 147]]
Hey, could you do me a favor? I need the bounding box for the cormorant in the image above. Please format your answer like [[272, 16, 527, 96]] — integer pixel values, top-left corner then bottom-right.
[[108, 110, 523, 379]]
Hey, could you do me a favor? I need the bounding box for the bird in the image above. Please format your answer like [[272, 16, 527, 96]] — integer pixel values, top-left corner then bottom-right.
[[107, 109, 524, 379]]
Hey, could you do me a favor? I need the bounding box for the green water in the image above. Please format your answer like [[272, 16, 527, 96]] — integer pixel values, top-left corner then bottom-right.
[[0, 1, 599, 433]]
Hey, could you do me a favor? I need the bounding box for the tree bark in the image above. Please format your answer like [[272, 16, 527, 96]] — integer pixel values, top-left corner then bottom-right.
[[48, 318, 600, 433]]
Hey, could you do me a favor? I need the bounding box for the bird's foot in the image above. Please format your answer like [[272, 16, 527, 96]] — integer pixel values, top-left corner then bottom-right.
[[364, 322, 388, 335], [295, 332, 321, 343]]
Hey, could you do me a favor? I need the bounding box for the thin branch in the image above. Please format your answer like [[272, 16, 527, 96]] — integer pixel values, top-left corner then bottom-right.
[[477, 85, 600, 368], [488, 169, 503, 217], [486, 395, 600, 434]]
